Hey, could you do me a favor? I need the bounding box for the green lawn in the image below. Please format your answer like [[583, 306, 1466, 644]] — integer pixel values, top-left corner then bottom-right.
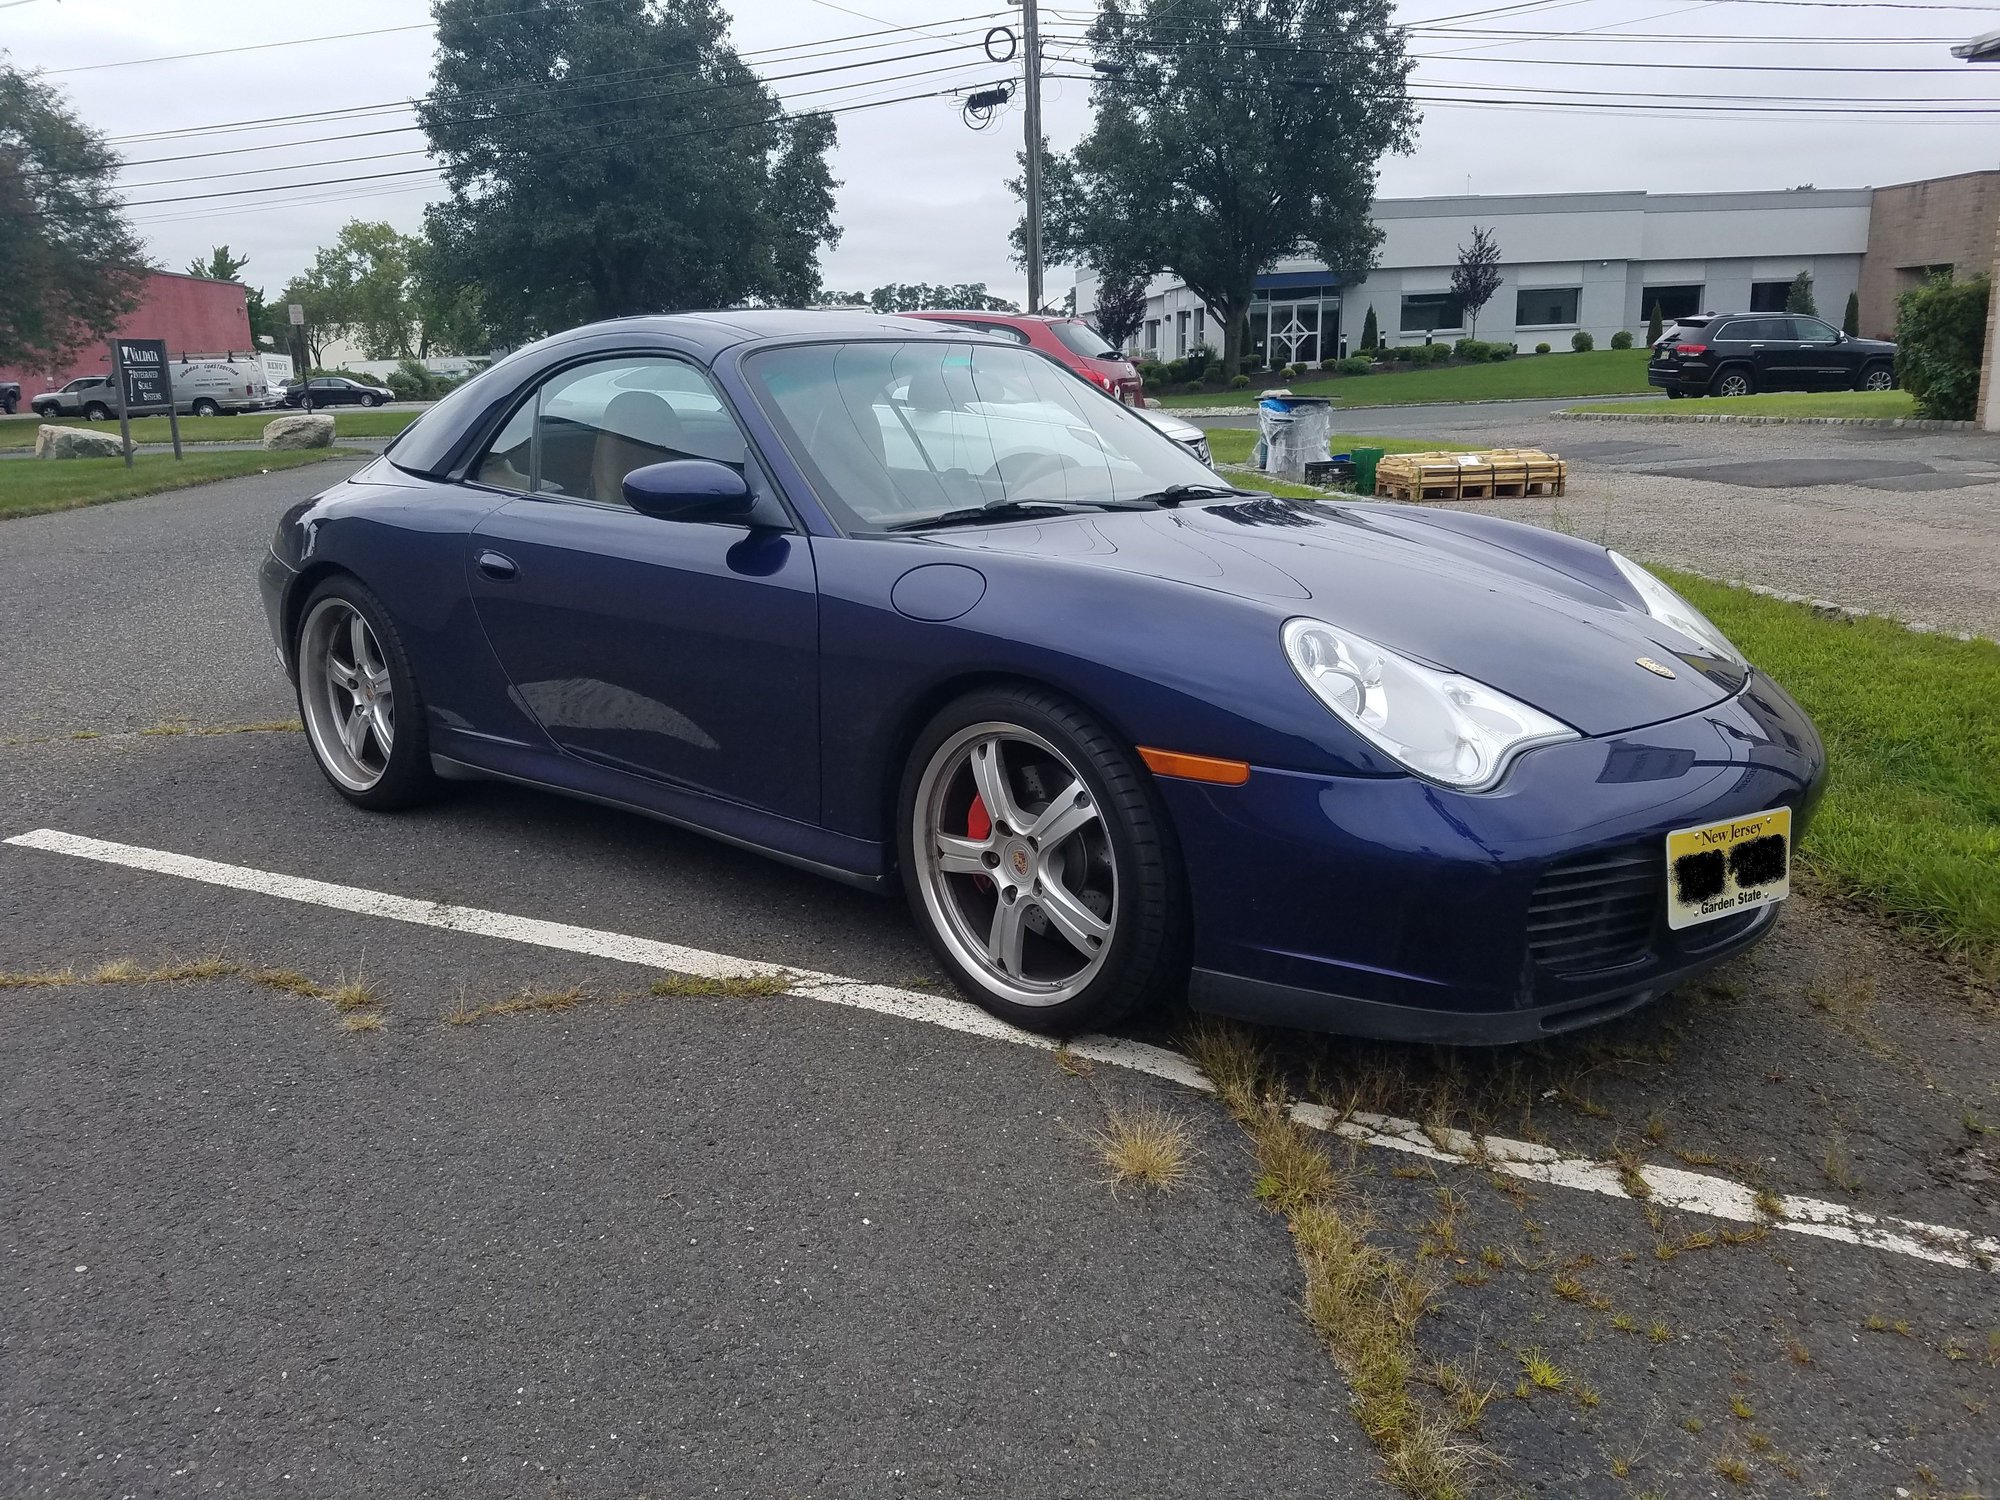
[[1204, 428, 1471, 470], [1156, 349, 1654, 410], [1667, 571, 2000, 975], [1567, 390, 1916, 420], [0, 408, 420, 450], [0, 450, 352, 522]]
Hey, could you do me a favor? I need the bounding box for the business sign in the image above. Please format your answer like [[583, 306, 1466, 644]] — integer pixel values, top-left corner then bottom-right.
[[288, 303, 305, 326], [113, 338, 173, 412]]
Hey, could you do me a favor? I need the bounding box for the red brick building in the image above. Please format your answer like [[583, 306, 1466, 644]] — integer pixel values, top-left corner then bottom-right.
[[0, 270, 257, 398]]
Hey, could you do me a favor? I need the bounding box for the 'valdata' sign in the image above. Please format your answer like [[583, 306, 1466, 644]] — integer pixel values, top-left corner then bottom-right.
[[114, 339, 172, 412]]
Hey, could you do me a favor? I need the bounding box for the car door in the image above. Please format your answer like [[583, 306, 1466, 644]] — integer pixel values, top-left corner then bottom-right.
[[463, 353, 820, 823], [1787, 316, 1848, 389], [1736, 317, 1810, 391]]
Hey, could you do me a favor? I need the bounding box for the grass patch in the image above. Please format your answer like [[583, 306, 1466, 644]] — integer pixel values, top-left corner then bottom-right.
[[1185, 1021, 1478, 1498], [1088, 1105, 1195, 1193], [1, 954, 371, 1032], [1566, 389, 1915, 420], [0, 450, 349, 521], [0, 408, 418, 449], [648, 970, 792, 998], [1157, 348, 1653, 410], [1665, 572, 2000, 975]]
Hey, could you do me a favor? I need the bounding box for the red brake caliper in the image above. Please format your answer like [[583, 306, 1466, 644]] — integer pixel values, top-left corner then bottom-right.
[[967, 794, 993, 891]]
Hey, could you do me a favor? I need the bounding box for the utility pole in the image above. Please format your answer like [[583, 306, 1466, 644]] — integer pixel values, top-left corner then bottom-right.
[[1020, 0, 1044, 315]]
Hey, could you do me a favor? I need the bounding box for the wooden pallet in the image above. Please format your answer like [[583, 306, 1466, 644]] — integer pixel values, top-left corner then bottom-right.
[[1374, 449, 1567, 502]]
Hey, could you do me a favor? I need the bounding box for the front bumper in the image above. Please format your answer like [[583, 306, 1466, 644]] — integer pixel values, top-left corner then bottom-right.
[[1163, 674, 1825, 1044]]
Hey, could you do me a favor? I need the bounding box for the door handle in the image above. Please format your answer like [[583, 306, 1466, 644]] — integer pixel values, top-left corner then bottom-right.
[[476, 549, 519, 581]]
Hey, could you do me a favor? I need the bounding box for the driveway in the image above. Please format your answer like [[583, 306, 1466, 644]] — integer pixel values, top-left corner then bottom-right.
[[2, 465, 1995, 1498]]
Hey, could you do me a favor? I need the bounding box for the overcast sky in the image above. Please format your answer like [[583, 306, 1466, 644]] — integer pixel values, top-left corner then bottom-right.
[[5, 0, 1995, 307]]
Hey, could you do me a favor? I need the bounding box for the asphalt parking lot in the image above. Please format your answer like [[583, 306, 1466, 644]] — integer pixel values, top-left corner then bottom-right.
[[3, 458, 1996, 1498]]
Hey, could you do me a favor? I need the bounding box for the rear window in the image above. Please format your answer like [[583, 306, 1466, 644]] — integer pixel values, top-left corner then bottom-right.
[[1049, 321, 1118, 360]]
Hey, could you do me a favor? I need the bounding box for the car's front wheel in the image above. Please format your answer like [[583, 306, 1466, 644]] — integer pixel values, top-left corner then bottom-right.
[[359, 393, 380, 408], [294, 578, 437, 810], [899, 686, 1186, 1035]]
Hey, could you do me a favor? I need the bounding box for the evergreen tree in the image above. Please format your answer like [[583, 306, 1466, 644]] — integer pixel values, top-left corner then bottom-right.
[[1360, 305, 1379, 351], [1843, 290, 1860, 337], [1785, 271, 1817, 318], [1647, 302, 1663, 346]]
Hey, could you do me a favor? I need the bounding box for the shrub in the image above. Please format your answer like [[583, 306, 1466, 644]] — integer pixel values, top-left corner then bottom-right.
[[1411, 342, 1453, 365], [1184, 343, 1215, 380], [1647, 301, 1664, 346], [1337, 355, 1372, 376], [1137, 360, 1168, 389], [1535, 342, 1551, 355], [1571, 330, 1595, 352], [1182, 379, 1206, 395], [1843, 290, 1860, 338], [1360, 305, 1379, 350], [1229, 373, 1251, 389], [1894, 272, 1989, 421], [1610, 330, 1633, 350]]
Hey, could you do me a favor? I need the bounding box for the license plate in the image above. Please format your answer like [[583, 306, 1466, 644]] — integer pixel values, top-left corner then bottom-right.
[[1665, 808, 1792, 931]]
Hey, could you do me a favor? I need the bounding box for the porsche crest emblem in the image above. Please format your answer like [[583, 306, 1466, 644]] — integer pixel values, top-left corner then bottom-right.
[[1636, 656, 1677, 680]]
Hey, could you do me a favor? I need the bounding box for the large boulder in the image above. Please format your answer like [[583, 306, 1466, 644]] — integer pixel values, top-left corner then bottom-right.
[[35, 424, 127, 460], [263, 414, 336, 451]]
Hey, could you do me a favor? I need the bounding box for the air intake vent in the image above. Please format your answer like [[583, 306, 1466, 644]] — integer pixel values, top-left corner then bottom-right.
[[1527, 845, 1661, 975]]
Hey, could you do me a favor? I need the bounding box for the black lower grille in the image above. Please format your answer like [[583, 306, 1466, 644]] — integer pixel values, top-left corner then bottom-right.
[[1527, 845, 1662, 975]]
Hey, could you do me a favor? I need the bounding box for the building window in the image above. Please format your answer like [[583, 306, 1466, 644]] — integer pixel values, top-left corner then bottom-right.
[[1399, 292, 1462, 335], [1749, 280, 1796, 312], [1176, 310, 1190, 356], [1193, 308, 1205, 349], [1514, 287, 1580, 327], [1144, 319, 1159, 353], [1642, 284, 1704, 321]]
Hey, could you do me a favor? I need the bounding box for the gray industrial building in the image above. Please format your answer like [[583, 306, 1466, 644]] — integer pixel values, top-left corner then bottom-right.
[[1088, 184, 1888, 366]]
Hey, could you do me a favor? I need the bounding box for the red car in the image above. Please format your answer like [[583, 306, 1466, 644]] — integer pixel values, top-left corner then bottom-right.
[[900, 311, 1143, 404]]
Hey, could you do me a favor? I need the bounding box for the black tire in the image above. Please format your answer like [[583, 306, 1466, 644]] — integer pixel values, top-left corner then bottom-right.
[[82, 402, 112, 422], [897, 684, 1187, 1035], [1710, 367, 1755, 399], [1666, 389, 1684, 400], [359, 393, 380, 408], [1858, 362, 1894, 393], [1, 396, 15, 416], [33, 403, 56, 418], [292, 575, 439, 811], [191, 399, 220, 417]]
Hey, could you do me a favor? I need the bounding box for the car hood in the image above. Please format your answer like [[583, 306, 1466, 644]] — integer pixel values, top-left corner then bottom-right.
[[931, 497, 1747, 737]]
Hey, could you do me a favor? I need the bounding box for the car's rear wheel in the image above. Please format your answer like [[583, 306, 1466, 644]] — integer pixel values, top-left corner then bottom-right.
[[294, 578, 437, 810], [191, 399, 220, 417], [1667, 389, 1684, 400], [1859, 363, 1894, 393], [82, 402, 111, 421], [899, 686, 1186, 1035], [1711, 367, 1754, 399]]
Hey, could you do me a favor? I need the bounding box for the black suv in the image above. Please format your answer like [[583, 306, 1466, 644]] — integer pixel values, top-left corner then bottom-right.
[[1648, 314, 1896, 399]]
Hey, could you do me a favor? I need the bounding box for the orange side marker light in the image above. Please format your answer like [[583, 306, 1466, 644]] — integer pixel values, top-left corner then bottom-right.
[[1137, 747, 1252, 786]]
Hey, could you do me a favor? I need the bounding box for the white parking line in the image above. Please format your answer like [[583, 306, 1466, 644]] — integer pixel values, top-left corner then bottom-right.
[[8, 826, 1996, 1276]]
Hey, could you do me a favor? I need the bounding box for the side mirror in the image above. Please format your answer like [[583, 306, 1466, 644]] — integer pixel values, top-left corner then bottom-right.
[[622, 459, 754, 521]]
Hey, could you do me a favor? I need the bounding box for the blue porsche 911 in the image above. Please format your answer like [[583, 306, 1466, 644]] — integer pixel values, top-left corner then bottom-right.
[[259, 311, 1825, 1043]]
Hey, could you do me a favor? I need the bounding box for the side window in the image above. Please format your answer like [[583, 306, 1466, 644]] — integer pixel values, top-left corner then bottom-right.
[[475, 398, 536, 491], [1792, 317, 1839, 344], [473, 356, 752, 508]]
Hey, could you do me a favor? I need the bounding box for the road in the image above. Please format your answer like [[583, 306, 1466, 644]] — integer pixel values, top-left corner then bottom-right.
[[1, 459, 1995, 1498]]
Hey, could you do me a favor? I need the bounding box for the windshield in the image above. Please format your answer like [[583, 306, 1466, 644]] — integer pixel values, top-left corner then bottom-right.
[[1049, 321, 1119, 360], [745, 340, 1219, 531]]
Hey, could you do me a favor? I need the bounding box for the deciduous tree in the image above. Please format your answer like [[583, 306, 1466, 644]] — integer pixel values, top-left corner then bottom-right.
[[0, 63, 146, 370], [418, 0, 840, 338], [1033, 0, 1417, 377], [1450, 226, 1502, 338], [1089, 268, 1150, 352]]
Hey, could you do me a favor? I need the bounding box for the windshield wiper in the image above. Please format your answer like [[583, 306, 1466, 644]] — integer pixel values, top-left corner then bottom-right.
[[885, 497, 1151, 532], [1136, 483, 1252, 508]]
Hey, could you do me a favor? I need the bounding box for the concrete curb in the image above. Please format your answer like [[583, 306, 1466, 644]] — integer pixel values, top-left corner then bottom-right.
[[1553, 410, 1977, 431]]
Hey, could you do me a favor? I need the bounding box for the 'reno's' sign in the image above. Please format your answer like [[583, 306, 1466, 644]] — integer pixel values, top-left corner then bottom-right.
[[114, 338, 173, 412]]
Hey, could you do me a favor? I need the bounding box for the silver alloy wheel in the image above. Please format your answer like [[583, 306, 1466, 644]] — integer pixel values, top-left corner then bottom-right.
[[912, 722, 1118, 1007], [1862, 366, 1894, 392], [298, 597, 395, 792], [1716, 371, 1752, 398]]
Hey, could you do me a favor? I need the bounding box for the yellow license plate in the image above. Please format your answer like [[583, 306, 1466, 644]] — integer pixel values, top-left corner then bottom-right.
[[1665, 808, 1792, 931]]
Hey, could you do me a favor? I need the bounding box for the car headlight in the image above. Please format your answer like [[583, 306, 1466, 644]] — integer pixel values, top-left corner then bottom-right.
[[1606, 551, 1745, 666], [1282, 618, 1578, 791]]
